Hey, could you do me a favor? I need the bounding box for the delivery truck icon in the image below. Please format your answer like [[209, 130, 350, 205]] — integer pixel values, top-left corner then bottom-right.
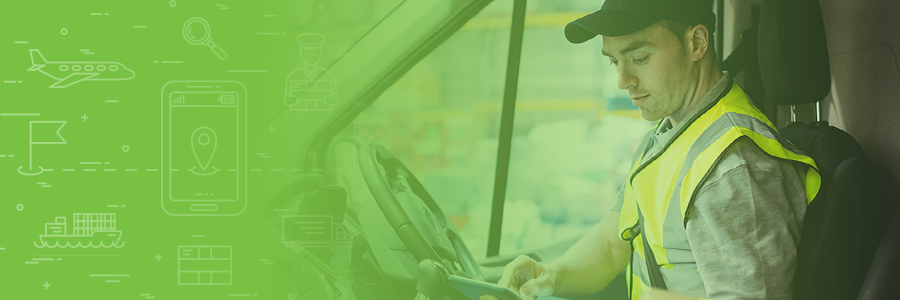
[[282, 215, 349, 253]]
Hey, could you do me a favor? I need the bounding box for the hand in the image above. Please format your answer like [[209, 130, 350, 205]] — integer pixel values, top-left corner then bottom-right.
[[640, 287, 698, 300], [492, 255, 556, 300]]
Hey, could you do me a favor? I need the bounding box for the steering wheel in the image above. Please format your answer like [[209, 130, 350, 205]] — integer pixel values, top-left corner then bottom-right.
[[358, 142, 483, 280]]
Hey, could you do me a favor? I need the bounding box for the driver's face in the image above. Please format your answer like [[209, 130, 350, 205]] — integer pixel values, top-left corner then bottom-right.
[[601, 23, 694, 122]]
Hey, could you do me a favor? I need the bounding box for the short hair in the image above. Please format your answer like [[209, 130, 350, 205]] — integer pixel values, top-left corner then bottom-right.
[[658, 20, 717, 61]]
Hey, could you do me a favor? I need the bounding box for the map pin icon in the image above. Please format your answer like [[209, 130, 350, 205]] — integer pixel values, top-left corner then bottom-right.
[[191, 126, 217, 171]]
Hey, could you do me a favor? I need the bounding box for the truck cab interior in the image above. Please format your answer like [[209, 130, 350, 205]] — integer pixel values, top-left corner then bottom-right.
[[263, 0, 900, 299]]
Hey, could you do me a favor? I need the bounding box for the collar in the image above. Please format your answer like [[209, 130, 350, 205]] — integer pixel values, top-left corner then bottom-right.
[[632, 71, 736, 182], [655, 71, 732, 136]]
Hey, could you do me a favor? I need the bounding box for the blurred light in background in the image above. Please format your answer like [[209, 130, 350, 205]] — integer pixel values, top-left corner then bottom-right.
[[329, 0, 653, 259]]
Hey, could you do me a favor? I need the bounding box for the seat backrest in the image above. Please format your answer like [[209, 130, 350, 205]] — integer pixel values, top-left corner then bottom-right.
[[857, 203, 900, 300], [791, 155, 880, 300], [756, 0, 898, 299], [778, 124, 863, 189], [779, 125, 898, 300]]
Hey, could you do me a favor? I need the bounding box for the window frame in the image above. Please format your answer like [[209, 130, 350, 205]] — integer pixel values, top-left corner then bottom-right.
[[305, 0, 523, 256], [303, 0, 497, 172], [307, 0, 529, 258]]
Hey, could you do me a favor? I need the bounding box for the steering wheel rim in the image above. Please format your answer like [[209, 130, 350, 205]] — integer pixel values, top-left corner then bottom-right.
[[358, 142, 483, 280]]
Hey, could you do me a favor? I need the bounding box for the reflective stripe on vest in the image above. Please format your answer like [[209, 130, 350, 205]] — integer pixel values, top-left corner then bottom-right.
[[618, 83, 821, 299]]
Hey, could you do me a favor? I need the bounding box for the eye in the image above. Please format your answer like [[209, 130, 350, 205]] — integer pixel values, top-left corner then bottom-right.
[[633, 55, 649, 64], [609, 59, 618, 66]]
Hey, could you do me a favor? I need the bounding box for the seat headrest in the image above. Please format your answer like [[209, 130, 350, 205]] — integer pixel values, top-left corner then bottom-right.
[[757, 0, 831, 105]]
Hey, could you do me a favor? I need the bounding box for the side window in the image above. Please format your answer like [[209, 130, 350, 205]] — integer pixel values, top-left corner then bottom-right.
[[499, 3, 654, 254], [327, 0, 514, 259]]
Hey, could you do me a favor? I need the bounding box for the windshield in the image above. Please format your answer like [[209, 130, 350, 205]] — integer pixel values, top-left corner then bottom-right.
[[266, 0, 480, 131], [327, 0, 654, 259], [327, 0, 513, 259]]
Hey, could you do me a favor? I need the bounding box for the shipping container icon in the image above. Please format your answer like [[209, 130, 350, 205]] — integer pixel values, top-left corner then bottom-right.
[[282, 215, 349, 253]]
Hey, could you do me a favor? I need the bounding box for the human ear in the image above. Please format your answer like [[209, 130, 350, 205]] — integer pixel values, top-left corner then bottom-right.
[[689, 24, 710, 62]]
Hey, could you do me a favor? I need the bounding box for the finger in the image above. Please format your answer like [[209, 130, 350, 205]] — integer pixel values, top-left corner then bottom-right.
[[519, 272, 554, 299], [504, 277, 522, 298], [499, 271, 524, 298], [497, 273, 511, 290], [498, 256, 532, 289]]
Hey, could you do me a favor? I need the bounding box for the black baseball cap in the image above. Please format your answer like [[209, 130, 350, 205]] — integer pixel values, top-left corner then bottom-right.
[[565, 0, 715, 43]]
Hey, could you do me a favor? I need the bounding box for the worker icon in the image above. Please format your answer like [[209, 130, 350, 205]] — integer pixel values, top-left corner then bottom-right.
[[283, 33, 339, 112]]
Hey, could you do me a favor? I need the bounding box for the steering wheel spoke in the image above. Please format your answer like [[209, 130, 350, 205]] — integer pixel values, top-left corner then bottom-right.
[[358, 142, 484, 281]]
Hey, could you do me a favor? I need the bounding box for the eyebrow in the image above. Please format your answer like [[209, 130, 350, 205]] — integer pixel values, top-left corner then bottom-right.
[[601, 40, 652, 57]]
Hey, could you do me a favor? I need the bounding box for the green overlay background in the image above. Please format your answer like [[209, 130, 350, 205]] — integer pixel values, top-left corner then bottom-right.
[[1, 0, 651, 299]]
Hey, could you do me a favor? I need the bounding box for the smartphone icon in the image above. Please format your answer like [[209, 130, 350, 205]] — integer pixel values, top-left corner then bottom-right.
[[161, 81, 247, 216]]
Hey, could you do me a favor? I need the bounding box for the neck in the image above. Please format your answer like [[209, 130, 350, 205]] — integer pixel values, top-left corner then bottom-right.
[[669, 63, 723, 127]]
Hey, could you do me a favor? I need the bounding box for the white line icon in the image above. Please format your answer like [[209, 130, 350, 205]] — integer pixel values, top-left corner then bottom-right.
[[34, 213, 124, 248], [27, 49, 135, 88], [178, 245, 232, 285], [282, 215, 349, 253], [183, 17, 228, 60], [161, 81, 247, 216], [283, 33, 339, 111], [18, 121, 66, 176], [190, 126, 219, 175], [89, 274, 129, 284]]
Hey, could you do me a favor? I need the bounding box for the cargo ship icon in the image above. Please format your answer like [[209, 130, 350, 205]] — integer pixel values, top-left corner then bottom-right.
[[34, 213, 124, 248]]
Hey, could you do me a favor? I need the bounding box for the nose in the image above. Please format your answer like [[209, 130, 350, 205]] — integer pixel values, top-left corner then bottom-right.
[[617, 66, 637, 91]]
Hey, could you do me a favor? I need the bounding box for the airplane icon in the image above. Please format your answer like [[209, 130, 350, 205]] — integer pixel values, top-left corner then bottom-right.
[[27, 49, 135, 88]]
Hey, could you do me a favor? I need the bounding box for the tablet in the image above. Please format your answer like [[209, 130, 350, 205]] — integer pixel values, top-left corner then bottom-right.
[[448, 275, 522, 300]]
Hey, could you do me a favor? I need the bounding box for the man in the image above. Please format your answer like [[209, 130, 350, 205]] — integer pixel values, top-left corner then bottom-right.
[[487, 0, 821, 299]]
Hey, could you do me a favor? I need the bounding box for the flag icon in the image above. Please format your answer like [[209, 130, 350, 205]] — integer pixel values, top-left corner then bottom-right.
[[18, 121, 67, 176], [31, 121, 67, 144]]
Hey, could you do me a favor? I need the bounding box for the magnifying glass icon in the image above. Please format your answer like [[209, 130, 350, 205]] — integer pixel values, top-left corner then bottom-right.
[[183, 17, 228, 60]]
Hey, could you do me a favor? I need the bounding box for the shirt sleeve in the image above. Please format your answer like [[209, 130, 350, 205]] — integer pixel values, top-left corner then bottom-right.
[[685, 139, 809, 300]]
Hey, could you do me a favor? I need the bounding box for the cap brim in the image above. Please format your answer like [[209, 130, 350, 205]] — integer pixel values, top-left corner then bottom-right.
[[565, 9, 661, 43]]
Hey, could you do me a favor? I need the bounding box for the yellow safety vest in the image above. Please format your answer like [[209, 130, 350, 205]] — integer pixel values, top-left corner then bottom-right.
[[618, 83, 821, 299]]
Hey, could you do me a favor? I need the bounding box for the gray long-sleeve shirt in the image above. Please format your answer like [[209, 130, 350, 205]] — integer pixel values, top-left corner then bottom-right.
[[612, 72, 809, 299]]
